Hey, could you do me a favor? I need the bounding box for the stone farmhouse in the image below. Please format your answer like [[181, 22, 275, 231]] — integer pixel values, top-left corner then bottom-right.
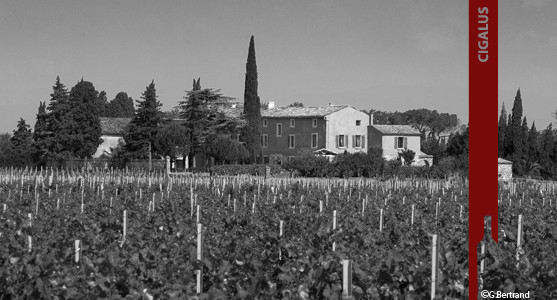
[[93, 117, 131, 158], [93, 103, 434, 168], [368, 125, 433, 166], [260, 104, 369, 164]]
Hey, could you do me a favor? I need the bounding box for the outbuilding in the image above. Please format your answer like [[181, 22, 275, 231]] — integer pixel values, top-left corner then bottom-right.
[[498, 158, 512, 180]]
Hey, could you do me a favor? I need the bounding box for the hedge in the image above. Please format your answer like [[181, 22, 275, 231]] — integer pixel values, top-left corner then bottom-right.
[[211, 164, 285, 176]]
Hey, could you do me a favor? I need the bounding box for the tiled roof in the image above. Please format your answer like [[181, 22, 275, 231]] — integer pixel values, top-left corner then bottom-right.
[[217, 106, 244, 119], [261, 105, 349, 118], [498, 158, 512, 164], [371, 125, 421, 135], [99, 117, 131, 135]]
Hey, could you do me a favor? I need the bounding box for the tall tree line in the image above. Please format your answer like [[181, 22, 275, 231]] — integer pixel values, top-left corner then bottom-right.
[[498, 89, 556, 179]]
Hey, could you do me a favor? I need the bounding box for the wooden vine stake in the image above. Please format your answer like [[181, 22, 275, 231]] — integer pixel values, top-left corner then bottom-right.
[[35, 193, 39, 217], [123, 210, 127, 241], [197, 205, 201, 223], [279, 220, 284, 260], [342, 260, 354, 300], [75, 240, 81, 263], [28, 213, 33, 252], [196, 223, 203, 294], [379, 208, 384, 232], [411, 204, 415, 227], [332, 210, 337, 251], [431, 234, 440, 299], [516, 214, 523, 263]]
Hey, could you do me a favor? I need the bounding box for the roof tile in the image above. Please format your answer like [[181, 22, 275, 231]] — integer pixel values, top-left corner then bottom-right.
[[371, 125, 421, 135]]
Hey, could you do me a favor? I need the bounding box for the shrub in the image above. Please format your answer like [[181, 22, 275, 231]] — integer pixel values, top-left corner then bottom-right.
[[283, 149, 332, 177], [399, 149, 416, 166], [211, 164, 284, 176]]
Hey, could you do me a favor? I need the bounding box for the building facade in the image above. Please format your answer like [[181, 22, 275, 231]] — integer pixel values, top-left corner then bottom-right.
[[368, 125, 433, 166], [260, 105, 369, 163], [498, 158, 512, 180], [93, 117, 131, 158]]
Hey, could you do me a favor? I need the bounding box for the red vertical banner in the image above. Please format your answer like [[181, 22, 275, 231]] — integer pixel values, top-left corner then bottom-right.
[[469, 0, 498, 298]]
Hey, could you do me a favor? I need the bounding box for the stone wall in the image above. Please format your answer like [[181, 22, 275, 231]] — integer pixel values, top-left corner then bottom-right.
[[498, 163, 512, 180]]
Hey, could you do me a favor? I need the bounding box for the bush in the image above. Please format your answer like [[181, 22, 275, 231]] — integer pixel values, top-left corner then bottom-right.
[[211, 164, 284, 176], [283, 149, 332, 177]]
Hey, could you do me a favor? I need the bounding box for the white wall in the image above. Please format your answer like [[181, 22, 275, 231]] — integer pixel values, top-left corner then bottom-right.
[[325, 107, 369, 154], [381, 135, 421, 159], [93, 135, 122, 158]]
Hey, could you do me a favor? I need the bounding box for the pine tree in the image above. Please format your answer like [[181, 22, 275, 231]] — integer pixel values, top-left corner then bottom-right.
[[498, 103, 507, 157], [59, 79, 103, 158], [9, 118, 34, 167], [106, 92, 135, 117], [242, 36, 263, 163], [96, 91, 108, 117], [179, 78, 241, 169], [124, 80, 162, 159], [45, 76, 70, 160], [33, 102, 49, 165]]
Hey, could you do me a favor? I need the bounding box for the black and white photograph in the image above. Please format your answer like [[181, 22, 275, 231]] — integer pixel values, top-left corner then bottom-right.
[[0, 1, 475, 299], [489, 0, 557, 298]]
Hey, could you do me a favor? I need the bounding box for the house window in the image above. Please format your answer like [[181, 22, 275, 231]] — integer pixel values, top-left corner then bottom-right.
[[356, 120, 361, 126], [337, 135, 347, 148], [312, 119, 317, 127], [261, 134, 268, 148], [353, 135, 363, 148], [263, 119, 268, 127], [290, 119, 295, 127], [288, 134, 295, 148], [311, 133, 318, 148], [395, 136, 407, 149], [276, 123, 282, 137], [263, 156, 270, 164]]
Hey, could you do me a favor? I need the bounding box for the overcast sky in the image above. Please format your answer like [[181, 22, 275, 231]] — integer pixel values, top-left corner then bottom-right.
[[499, 0, 557, 129], [0, 0, 469, 134]]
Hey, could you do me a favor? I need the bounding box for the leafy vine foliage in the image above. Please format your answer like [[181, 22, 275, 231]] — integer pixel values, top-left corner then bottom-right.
[[0, 170, 469, 299]]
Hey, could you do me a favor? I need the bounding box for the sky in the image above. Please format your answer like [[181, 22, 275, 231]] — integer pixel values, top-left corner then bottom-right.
[[0, 0, 469, 134], [499, 0, 557, 129]]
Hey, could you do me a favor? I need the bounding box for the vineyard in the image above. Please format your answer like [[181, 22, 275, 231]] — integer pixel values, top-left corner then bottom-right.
[[478, 181, 557, 299], [0, 168, 470, 299]]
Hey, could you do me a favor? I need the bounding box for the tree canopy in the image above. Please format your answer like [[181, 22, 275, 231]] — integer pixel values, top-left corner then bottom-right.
[[124, 80, 162, 159]]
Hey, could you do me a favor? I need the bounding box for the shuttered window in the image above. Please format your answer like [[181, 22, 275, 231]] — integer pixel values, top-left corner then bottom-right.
[[394, 136, 407, 149], [311, 133, 318, 148], [336, 135, 347, 148]]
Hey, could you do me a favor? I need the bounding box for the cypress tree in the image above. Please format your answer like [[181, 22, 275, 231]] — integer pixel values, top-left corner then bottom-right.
[[526, 121, 539, 176], [510, 89, 524, 174], [243, 36, 263, 163], [498, 103, 507, 157], [539, 124, 554, 178]]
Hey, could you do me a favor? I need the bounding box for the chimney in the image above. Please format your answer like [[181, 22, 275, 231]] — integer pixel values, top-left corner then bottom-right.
[[369, 112, 374, 125], [268, 101, 275, 109]]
